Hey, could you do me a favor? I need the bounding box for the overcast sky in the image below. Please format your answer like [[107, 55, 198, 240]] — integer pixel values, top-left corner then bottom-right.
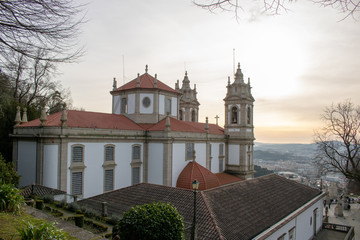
[[56, 0, 360, 144]]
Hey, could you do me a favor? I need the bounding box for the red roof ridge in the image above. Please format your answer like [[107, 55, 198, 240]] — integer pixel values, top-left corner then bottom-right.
[[112, 72, 180, 94]]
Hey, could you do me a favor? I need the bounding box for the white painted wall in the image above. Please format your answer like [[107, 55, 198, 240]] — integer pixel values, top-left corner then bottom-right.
[[148, 143, 163, 185], [195, 143, 206, 168], [67, 142, 143, 198], [139, 93, 154, 114], [128, 93, 136, 114], [43, 144, 58, 189], [256, 198, 324, 240], [171, 143, 207, 187], [171, 97, 177, 117], [113, 95, 120, 114], [18, 141, 37, 187], [159, 94, 165, 115], [228, 144, 239, 165]]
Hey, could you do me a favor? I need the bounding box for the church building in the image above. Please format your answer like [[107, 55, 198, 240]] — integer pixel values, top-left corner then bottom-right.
[[12, 63, 255, 198]]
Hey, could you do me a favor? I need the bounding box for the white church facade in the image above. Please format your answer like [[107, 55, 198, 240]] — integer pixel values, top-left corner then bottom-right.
[[12, 63, 255, 198]]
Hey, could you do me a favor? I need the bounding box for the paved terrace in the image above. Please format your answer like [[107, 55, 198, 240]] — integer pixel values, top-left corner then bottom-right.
[[315, 202, 359, 240]]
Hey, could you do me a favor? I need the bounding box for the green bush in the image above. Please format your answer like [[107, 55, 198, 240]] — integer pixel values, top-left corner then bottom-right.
[[74, 215, 84, 228], [0, 153, 20, 186], [0, 182, 24, 213], [115, 201, 185, 240], [16, 221, 65, 240], [35, 200, 44, 210], [43, 194, 54, 204], [68, 202, 80, 213]]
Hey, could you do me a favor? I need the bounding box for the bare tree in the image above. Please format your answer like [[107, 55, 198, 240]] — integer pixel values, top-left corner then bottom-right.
[[0, 0, 85, 64], [314, 100, 360, 184], [193, 0, 360, 20], [2, 49, 72, 112]]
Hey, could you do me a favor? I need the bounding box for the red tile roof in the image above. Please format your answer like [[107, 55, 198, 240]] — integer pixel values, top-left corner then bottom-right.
[[215, 172, 244, 185], [148, 117, 224, 135], [176, 161, 221, 190], [18, 110, 225, 135], [79, 174, 323, 240], [18, 110, 144, 130], [112, 73, 179, 94]]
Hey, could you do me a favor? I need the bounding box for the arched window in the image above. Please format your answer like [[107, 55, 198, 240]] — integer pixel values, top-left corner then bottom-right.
[[191, 110, 196, 122], [179, 109, 183, 120], [247, 106, 251, 124], [231, 106, 238, 124]]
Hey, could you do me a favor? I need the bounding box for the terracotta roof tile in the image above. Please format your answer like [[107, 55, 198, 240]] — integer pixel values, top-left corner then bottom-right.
[[18, 110, 144, 130], [78, 175, 322, 240], [176, 161, 221, 190], [202, 174, 322, 240], [148, 117, 224, 135], [79, 183, 220, 239], [112, 73, 179, 94], [215, 172, 244, 185], [20, 184, 66, 197]]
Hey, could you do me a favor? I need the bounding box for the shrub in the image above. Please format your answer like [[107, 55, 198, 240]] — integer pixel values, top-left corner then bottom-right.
[[35, 200, 44, 210], [115, 201, 185, 240], [17, 221, 65, 240], [43, 194, 54, 204], [68, 202, 80, 213], [0, 153, 20, 186], [74, 215, 84, 228], [0, 182, 24, 213]]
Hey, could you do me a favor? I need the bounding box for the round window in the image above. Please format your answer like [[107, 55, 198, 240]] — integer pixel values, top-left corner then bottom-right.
[[142, 97, 151, 108]]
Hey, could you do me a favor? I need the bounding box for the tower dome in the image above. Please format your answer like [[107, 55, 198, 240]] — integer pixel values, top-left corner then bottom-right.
[[176, 161, 220, 190]]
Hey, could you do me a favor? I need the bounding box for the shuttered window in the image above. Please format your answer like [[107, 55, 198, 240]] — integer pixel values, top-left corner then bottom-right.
[[186, 143, 194, 160], [104, 169, 114, 192], [132, 167, 140, 185], [132, 145, 140, 160], [72, 146, 83, 162], [105, 146, 114, 161], [219, 159, 224, 172], [72, 172, 82, 195], [219, 144, 224, 156]]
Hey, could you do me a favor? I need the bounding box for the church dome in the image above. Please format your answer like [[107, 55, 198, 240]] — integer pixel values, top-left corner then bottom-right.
[[176, 161, 220, 190]]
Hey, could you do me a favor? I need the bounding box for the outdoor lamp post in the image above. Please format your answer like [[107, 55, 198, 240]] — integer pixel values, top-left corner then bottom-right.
[[191, 179, 199, 240]]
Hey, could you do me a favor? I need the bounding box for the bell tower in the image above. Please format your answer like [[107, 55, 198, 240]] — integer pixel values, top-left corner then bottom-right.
[[224, 63, 255, 179], [176, 71, 200, 122]]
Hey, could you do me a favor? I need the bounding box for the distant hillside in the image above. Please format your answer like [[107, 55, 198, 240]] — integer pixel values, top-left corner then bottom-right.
[[254, 142, 317, 163]]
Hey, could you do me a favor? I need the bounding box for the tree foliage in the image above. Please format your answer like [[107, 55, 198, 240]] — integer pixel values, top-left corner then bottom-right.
[[0, 181, 24, 213], [0, 153, 20, 186], [0, 0, 85, 63], [115, 202, 185, 240], [194, 0, 360, 20], [314, 100, 360, 184]]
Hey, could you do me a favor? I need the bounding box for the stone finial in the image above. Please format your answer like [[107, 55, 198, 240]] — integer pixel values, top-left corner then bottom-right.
[[40, 106, 47, 126], [14, 106, 21, 127], [215, 115, 219, 126], [165, 113, 171, 132], [154, 74, 157, 88], [248, 77, 250, 85], [175, 80, 179, 90], [194, 84, 196, 90], [60, 104, 67, 127], [21, 108, 28, 123], [145, 65, 148, 73], [136, 73, 140, 88], [205, 117, 209, 134], [227, 76, 230, 86], [113, 77, 117, 90]]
